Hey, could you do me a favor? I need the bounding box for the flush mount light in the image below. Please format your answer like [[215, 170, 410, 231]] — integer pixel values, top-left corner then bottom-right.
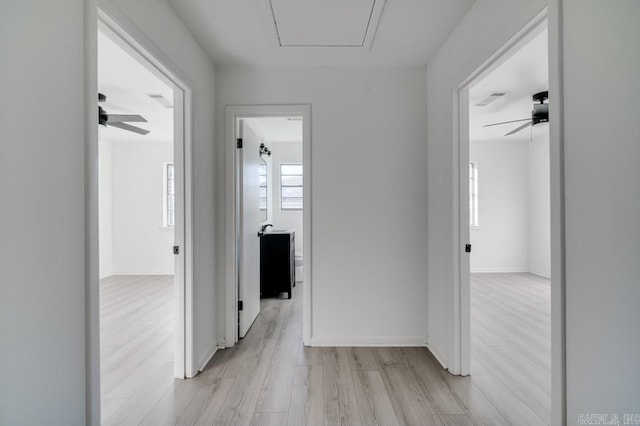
[[147, 93, 173, 108], [475, 92, 507, 107]]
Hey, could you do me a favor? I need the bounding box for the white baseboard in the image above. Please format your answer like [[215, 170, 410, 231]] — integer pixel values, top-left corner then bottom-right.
[[470, 267, 528, 273], [111, 272, 175, 276], [310, 336, 428, 347], [197, 341, 224, 372], [529, 270, 551, 279]]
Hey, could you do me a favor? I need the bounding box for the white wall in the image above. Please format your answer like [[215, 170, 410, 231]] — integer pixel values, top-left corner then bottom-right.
[[271, 141, 304, 278], [469, 128, 551, 276], [1, 1, 218, 423], [0, 1, 90, 423], [470, 139, 529, 272], [108, 141, 174, 275], [100, 0, 219, 377], [426, 0, 547, 370], [560, 0, 640, 417], [528, 127, 550, 277], [217, 67, 429, 345], [99, 137, 114, 278]]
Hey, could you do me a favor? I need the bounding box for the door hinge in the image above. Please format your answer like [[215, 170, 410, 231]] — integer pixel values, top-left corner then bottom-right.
[[465, 244, 472, 253], [236, 138, 243, 149], [238, 300, 243, 311], [173, 245, 179, 255]]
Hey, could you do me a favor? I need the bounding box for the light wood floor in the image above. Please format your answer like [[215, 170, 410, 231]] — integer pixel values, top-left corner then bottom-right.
[[100, 275, 175, 424], [470, 273, 551, 425], [100, 273, 550, 425]]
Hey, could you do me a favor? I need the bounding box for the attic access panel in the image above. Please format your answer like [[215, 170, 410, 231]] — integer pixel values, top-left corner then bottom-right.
[[268, 0, 385, 48]]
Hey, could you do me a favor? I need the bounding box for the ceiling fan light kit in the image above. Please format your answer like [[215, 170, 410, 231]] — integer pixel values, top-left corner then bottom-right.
[[483, 90, 549, 136]]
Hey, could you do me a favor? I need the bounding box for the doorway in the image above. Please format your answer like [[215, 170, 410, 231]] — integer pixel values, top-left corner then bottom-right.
[[455, 13, 553, 424], [97, 11, 194, 422], [225, 106, 312, 347]]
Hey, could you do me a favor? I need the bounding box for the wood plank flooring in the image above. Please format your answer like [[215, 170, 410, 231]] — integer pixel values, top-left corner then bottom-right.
[[470, 273, 551, 425], [100, 275, 175, 425], [100, 273, 550, 425]]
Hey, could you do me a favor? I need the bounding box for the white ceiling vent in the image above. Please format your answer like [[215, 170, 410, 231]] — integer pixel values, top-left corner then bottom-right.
[[267, 0, 386, 48], [475, 92, 507, 107], [147, 93, 173, 108]]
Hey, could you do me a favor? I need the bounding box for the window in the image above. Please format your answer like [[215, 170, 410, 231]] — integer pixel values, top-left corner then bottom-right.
[[259, 163, 267, 211], [165, 163, 175, 227], [280, 163, 303, 210], [469, 162, 478, 227]]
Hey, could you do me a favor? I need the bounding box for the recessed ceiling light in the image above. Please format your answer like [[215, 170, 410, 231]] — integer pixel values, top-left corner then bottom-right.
[[475, 92, 506, 107], [147, 93, 173, 108]]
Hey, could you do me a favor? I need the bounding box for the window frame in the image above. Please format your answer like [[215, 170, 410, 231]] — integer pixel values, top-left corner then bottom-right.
[[259, 162, 267, 212], [469, 162, 479, 228], [280, 163, 303, 210], [163, 162, 175, 228]]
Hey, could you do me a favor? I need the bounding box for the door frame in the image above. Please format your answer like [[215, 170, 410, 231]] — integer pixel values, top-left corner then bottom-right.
[[94, 5, 195, 380], [452, 6, 566, 423], [225, 105, 312, 347]]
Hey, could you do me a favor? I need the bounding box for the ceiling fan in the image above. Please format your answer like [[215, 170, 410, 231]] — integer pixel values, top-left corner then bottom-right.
[[98, 93, 149, 135], [483, 91, 548, 136]]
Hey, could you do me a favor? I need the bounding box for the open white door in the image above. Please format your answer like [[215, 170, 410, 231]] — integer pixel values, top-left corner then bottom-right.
[[238, 120, 262, 338]]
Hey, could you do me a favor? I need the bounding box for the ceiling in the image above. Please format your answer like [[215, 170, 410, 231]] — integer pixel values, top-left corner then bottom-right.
[[98, 31, 174, 143], [244, 117, 303, 142], [469, 29, 549, 142], [167, 0, 476, 67]]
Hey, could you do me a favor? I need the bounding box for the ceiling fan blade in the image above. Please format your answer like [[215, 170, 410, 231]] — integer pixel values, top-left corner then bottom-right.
[[108, 121, 150, 135], [505, 121, 532, 136], [107, 114, 147, 123], [483, 118, 532, 128]]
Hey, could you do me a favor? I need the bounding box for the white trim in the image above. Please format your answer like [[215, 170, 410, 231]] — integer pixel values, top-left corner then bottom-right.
[[96, 2, 196, 386], [85, 2, 100, 423], [470, 267, 530, 274], [225, 105, 312, 348], [311, 336, 427, 347], [548, 1, 567, 423], [452, 6, 565, 423], [530, 271, 552, 279], [108, 272, 175, 276]]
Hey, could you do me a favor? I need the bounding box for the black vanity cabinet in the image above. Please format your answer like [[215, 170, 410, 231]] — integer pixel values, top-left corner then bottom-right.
[[260, 231, 295, 299]]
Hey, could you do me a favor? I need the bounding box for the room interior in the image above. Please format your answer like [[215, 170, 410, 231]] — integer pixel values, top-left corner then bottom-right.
[[467, 28, 551, 422], [468, 29, 550, 278], [97, 29, 177, 422], [243, 117, 304, 281], [98, 30, 175, 279], [2, 1, 639, 425]]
